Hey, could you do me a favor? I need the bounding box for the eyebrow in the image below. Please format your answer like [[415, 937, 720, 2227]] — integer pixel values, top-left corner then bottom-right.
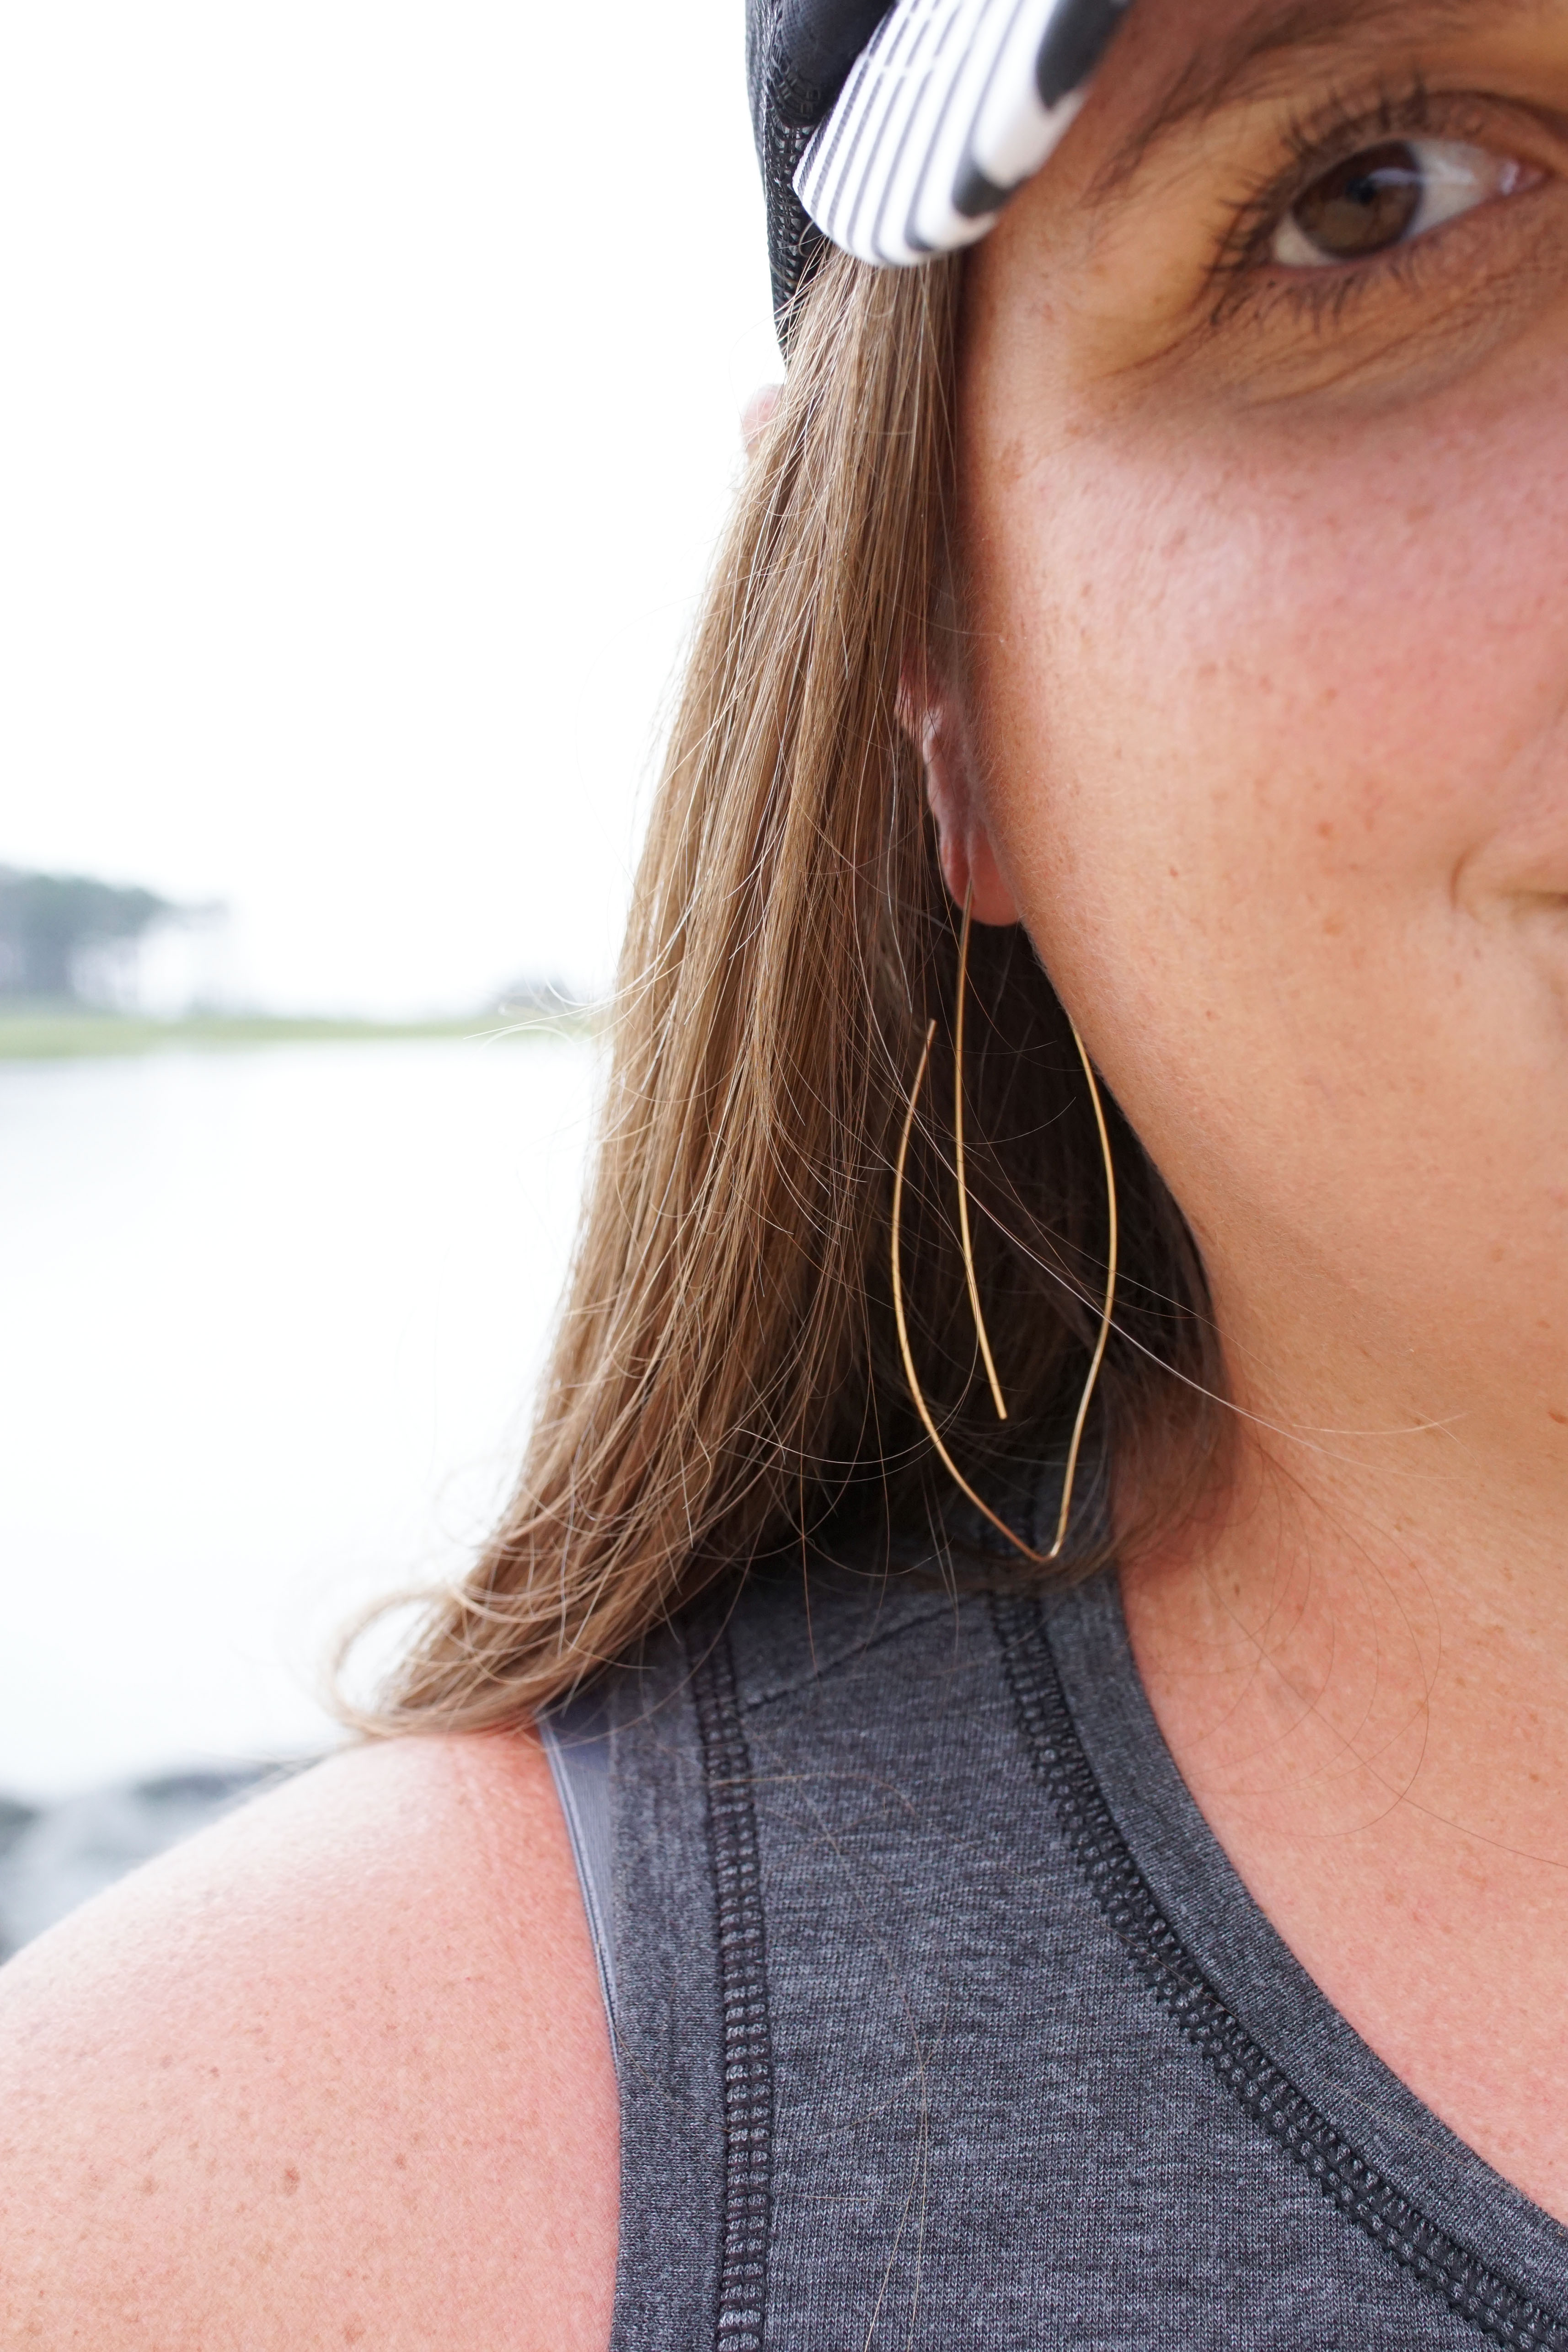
[[1091, 0, 1520, 193]]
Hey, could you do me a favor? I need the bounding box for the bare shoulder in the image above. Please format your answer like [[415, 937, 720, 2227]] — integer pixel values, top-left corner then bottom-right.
[[0, 1731, 617, 2351]]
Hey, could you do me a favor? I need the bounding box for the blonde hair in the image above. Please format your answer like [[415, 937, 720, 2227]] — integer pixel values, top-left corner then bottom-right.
[[366, 247, 1217, 1733]]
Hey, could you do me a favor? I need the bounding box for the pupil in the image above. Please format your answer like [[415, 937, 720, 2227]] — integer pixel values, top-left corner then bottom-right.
[[1292, 139, 1423, 260]]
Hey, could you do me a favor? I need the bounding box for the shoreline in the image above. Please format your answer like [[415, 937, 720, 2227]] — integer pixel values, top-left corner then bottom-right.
[[0, 1008, 594, 1061]]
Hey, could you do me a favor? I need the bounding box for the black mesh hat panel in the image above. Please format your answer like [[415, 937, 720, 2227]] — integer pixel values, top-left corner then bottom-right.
[[775, 0, 894, 119], [749, 0, 890, 322]]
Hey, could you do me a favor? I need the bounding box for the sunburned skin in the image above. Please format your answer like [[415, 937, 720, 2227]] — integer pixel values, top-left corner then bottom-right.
[[7, 0, 1568, 2341], [925, 0, 1568, 2231]]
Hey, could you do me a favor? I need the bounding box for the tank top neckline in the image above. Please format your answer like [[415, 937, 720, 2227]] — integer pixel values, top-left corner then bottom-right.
[[548, 1548, 1568, 2346], [1038, 1570, 1568, 2318]]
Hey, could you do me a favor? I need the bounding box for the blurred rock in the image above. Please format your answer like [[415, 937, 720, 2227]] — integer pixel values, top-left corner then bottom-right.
[[0, 1795, 37, 1847], [0, 1765, 309, 1961]]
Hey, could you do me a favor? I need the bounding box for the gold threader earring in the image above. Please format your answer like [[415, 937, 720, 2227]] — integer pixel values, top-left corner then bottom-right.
[[891, 885, 1119, 1565]]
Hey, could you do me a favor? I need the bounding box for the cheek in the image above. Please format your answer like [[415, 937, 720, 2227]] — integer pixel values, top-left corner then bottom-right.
[[964, 371, 1568, 1267], [979, 396, 1568, 948]]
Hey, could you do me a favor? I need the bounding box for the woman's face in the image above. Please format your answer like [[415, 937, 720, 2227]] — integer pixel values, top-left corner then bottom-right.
[[958, 0, 1568, 1472]]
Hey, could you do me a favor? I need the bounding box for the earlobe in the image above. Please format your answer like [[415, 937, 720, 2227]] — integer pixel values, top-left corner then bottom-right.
[[939, 824, 1019, 927], [899, 656, 1022, 928]]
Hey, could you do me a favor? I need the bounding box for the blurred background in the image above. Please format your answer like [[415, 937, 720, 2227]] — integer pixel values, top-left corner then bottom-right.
[[0, 0, 774, 1944]]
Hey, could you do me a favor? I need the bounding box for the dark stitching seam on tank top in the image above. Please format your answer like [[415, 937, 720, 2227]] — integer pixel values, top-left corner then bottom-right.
[[691, 1620, 776, 2352], [991, 1591, 1568, 2352]]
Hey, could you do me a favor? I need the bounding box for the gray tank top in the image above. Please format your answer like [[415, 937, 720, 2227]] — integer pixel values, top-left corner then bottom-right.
[[544, 1540, 1568, 2349]]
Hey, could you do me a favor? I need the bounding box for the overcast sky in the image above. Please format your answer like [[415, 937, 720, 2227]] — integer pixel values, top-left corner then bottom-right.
[[0, 0, 776, 1013]]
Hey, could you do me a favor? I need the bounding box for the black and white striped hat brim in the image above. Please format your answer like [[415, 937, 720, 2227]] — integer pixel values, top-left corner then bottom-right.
[[793, 0, 1131, 266], [744, 0, 1134, 323]]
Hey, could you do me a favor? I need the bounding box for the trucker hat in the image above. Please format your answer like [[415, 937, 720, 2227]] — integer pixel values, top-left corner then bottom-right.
[[748, 0, 1134, 320]]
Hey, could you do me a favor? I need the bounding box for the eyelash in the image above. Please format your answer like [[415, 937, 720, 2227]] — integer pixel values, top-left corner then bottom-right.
[[1209, 77, 1501, 328]]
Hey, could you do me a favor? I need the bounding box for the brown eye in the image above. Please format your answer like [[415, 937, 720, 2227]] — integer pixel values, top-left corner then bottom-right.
[[1270, 136, 1536, 271], [1290, 141, 1422, 261]]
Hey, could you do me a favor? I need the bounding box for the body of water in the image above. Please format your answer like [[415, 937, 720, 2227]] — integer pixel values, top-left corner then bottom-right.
[[0, 1036, 595, 1798]]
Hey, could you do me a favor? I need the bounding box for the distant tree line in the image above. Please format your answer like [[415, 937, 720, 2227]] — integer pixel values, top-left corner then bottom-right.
[[0, 866, 177, 1001]]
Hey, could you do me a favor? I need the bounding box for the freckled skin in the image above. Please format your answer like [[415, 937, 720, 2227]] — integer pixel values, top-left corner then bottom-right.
[[920, 0, 1568, 2229], [0, 1736, 617, 2349]]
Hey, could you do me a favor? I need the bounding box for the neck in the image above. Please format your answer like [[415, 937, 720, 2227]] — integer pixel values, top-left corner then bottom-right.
[[1124, 1298, 1568, 1881], [1119, 1389, 1568, 2217]]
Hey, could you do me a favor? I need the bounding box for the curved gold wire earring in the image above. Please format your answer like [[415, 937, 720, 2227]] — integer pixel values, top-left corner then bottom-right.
[[891, 884, 1119, 1565]]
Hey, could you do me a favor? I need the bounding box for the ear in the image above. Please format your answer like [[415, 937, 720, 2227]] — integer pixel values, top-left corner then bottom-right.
[[898, 653, 1020, 927], [741, 383, 782, 459]]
